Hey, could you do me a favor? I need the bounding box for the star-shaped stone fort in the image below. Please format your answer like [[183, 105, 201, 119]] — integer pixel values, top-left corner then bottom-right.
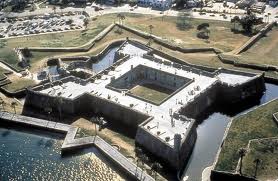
[[24, 40, 265, 169]]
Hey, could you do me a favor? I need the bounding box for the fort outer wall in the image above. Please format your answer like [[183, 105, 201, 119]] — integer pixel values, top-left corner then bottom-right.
[[217, 71, 266, 104], [179, 72, 265, 119], [24, 84, 197, 170], [23, 90, 149, 130], [135, 117, 197, 170]]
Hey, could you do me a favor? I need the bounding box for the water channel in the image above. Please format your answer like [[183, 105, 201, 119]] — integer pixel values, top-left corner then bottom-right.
[[181, 83, 278, 181]]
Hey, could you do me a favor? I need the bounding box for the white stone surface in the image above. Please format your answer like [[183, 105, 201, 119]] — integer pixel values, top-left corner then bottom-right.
[[217, 73, 252, 85], [118, 43, 148, 57]]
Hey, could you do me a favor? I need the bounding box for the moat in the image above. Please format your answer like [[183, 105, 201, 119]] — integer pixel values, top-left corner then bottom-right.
[[181, 83, 278, 180]]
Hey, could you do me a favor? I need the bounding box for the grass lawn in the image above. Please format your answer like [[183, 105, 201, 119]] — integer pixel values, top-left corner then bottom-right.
[[27, 26, 149, 71], [0, 67, 10, 80], [2, 13, 249, 67], [242, 138, 278, 180], [239, 26, 278, 67], [0, 47, 22, 71], [2, 78, 36, 92], [123, 14, 249, 52], [215, 99, 278, 175], [1, 13, 277, 92], [26, 26, 278, 80], [5, 15, 114, 48], [129, 83, 173, 104], [3, 13, 249, 52]]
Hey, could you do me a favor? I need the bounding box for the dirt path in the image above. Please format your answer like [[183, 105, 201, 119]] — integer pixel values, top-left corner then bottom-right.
[[72, 118, 135, 157]]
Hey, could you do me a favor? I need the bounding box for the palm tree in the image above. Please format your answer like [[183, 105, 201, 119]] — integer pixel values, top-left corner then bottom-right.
[[231, 16, 240, 30], [11, 101, 17, 114], [117, 14, 125, 25], [238, 148, 247, 175], [56, 96, 63, 122], [90, 117, 98, 136], [149, 24, 154, 35], [253, 158, 261, 178], [151, 162, 162, 180], [120, 14, 125, 25]]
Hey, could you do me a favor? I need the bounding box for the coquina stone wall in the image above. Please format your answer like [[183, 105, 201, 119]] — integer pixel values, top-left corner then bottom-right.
[[24, 90, 149, 129], [135, 118, 197, 169], [179, 72, 265, 119]]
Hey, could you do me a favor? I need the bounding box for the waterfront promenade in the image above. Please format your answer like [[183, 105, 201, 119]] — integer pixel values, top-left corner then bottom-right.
[[0, 111, 154, 181]]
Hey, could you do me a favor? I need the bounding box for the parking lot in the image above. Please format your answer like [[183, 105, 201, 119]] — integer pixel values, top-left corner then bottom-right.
[[0, 12, 85, 38]]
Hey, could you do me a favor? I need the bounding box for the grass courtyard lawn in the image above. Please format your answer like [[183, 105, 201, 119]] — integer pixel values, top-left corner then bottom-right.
[[215, 99, 278, 175], [129, 83, 173, 104], [242, 138, 278, 180], [239, 26, 278, 67]]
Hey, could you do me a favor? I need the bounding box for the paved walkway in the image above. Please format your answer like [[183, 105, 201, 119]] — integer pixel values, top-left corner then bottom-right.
[[0, 112, 154, 181]]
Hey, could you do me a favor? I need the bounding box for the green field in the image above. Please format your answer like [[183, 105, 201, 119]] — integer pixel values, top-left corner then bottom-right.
[[215, 99, 278, 179], [129, 83, 173, 104]]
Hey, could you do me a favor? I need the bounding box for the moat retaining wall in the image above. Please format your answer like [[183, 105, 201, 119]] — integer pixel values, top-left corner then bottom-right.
[[179, 72, 265, 119]]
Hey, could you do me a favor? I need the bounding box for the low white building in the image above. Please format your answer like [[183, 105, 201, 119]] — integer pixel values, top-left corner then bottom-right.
[[138, 0, 172, 10]]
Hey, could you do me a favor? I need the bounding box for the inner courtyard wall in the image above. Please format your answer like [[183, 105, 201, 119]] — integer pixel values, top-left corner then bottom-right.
[[108, 65, 189, 91]]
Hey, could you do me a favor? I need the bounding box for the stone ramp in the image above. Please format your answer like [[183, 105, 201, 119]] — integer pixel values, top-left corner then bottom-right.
[[233, 22, 276, 55], [0, 112, 154, 181], [94, 136, 154, 181]]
